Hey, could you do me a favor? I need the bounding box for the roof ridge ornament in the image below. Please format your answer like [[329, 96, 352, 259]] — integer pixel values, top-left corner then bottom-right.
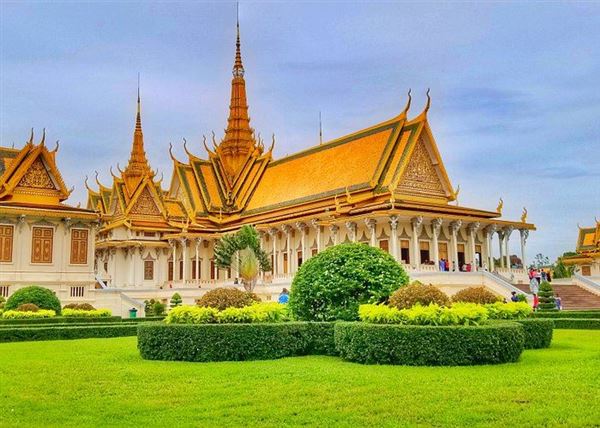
[[402, 89, 412, 116], [425, 88, 431, 113]]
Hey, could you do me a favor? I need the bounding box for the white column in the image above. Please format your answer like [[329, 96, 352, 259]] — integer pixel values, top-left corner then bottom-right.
[[431, 218, 442, 269], [269, 228, 278, 275], [296, 222, 307, 267], [520, 229, 529, 269], [180, 237, 188, 283], [345, 221, 357, 243], [110, 248, 117, 287], [411, 216, 423, 269], [311, 219, 321, 253], [449, 220, 462, 271], [282, 224, 292, 274], [504, 226, 513, 269], [329, 224, 339, 246], [497, 231, 505, 268], [484, 224, 497, 271], [126, 247, 134, 286], [467, 222, 480, 271], [195, 238, 201, 285], [389, 215, 399, 261], [365, 218, 377, 247]]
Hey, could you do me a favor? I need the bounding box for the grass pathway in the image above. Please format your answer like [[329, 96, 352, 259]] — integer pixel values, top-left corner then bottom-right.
[[0, 330, 599, 427]]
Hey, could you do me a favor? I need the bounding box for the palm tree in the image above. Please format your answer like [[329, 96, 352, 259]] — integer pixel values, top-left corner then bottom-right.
[[213, 225, 271, 292]]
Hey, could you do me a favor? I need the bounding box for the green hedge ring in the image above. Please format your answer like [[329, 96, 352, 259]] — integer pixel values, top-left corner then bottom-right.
[[334, 322, 525, 366], [137, 322, 336, 362]]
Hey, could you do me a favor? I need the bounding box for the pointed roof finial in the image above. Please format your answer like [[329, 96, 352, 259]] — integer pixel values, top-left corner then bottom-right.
[[425, 88, 431, 113], [135, 73, 142, 132], [233, 2, 244, 77]]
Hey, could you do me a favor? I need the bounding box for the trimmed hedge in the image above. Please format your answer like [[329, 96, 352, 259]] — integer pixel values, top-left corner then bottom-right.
[[514, 319, 553, 349], [531, 311, 600, 319], [0, 316, 122, 325], [334, 322, 524, 366], [548, 318, 600, 330], [5, 286, 62, 315], [138, 322, 336, 362], [0, 324, 137, 343], [122, 316, 165, 323]]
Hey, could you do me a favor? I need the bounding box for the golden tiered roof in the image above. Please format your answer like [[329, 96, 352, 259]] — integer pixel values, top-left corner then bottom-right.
[[564, 221, 600, 263], [0, 131, 96, 219], [88, 22, 535, 235]]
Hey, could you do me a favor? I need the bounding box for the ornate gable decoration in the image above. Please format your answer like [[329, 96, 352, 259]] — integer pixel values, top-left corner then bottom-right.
[[17, 158, 57, 190], [130, 186, 161, 216], [397, 138, 445, 198]]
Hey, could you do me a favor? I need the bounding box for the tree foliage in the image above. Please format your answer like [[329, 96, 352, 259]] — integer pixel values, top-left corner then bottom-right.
[[289, 243, 409, 321], [214, 225, 271, 292], [537, 281, 557, 312]]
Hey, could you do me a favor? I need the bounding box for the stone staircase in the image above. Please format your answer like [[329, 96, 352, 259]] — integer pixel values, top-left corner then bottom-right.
[[514, 283, 600, 310]]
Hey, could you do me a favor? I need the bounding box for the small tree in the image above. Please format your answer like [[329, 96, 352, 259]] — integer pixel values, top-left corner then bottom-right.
[[214, 225, 271, 292], [170, 293, 183, 308], [532, 253, 550, 269], [553, 252, 577, 279], [537, 281, 557, 312]]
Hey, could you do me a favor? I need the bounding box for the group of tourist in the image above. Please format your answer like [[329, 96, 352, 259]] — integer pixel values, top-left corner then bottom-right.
[[437, 259, 478, 272], [527, 268, 561, 311]]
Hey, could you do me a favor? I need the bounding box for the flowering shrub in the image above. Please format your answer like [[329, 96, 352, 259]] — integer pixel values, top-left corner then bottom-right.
[[197, 288, 260, 310], [485, 301, 531, 319], [2, 309, 56, 319], [452, 286, 501, 304], [17, 303, 40, 312], [63, 303, 96, 311], [62, 308, 112, 318], [388, 281, 450, 309], [165, 303, 288, 324], [359, 303, 488, 326]]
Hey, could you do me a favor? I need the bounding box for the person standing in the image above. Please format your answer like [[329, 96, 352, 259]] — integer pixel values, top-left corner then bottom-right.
[[278, 288, 290, 304]]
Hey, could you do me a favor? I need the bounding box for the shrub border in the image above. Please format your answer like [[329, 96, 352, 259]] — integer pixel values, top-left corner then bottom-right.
[[137, 322, 336, 362], [513, 319, 553, 349], [0, 324, 138, 343], [334, 322, 524, 366], [0, 316, 122, 325], [531, 311, 600, 319], [547, 318, 600, 330]]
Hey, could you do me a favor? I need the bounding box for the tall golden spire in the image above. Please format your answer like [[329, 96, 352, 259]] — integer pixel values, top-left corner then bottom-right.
[[124, 76, 151, 179], [217, 10, 259, 183]]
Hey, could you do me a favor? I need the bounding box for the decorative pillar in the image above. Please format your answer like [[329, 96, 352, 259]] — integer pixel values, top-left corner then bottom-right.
[[282, 224, 292, 275], [168, 239, 178, 281], [269, 228, 278, 275], [497, 231, 505, 268], [195, 238, 201, 284], [296, 222, 307, 267], [110, 248, 117, 287], [484, 224, 497, 271], [411, 216, 424, 269], [345, 221, 357, 243], [431, 218, 443, 269], [365, 218, 377, 247], [389, 215, 399, 261], [504, 226, 514, 269], [180, 237, 188, 283], [519, 229, 529, 269], [449, 220, 462, 271], [329, 224, 339, 246], [467, 222, 480, 271], [311, 219, 321, 253]]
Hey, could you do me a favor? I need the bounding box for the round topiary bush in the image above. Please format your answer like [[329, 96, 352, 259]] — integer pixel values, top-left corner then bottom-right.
[[63, 303, 96, 311], [197, 287, 260, 311], [16, 303, 40, 312], [289, 243, 409, 321], [388, 281, 450, 309], [5, 286, 61, 315], [452, 286, 501, 304]]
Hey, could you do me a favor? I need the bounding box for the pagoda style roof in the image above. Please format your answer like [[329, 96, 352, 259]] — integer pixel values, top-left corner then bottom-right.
[[88, 22, 535, 234], [0, 130, 96, 219]]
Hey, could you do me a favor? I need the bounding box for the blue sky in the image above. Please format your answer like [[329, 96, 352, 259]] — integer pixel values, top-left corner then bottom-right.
[[1, 1, 599, 261]]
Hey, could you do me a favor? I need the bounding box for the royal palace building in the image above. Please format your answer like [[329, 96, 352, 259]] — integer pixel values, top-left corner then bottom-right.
[[85, 23, 536, 308], [0, 133, 99, 304]]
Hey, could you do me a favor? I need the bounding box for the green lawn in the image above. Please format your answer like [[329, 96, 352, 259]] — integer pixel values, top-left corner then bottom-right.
[[0, 330, 599, 427]]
